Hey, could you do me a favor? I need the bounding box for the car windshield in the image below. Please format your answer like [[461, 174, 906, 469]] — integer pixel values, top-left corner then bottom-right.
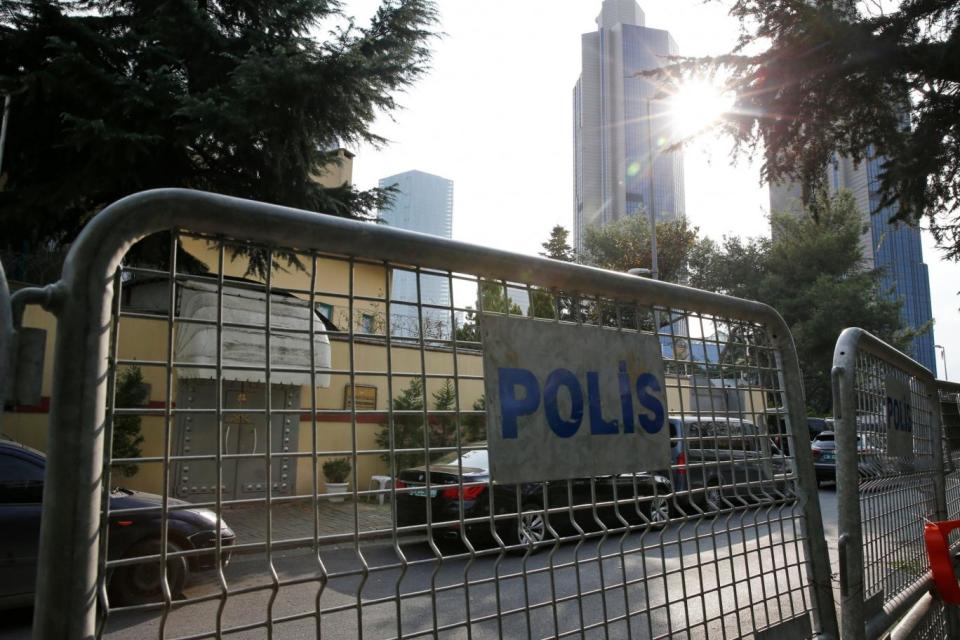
[[816, 433, 835, 441], [434, 448, 489, 472]]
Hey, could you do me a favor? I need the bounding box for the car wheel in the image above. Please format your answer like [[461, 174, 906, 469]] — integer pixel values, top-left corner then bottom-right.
[[515, 503, 548, 550], [703, 481, 723, 513], [647, 494, 670, 526], [109, 538, 188, 606]]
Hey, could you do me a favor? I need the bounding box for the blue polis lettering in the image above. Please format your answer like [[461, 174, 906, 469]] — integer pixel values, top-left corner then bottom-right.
[[498, 361, 664, 439], [886, 396, 913, 432]]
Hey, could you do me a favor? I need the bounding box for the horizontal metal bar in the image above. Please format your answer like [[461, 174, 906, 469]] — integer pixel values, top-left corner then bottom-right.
[[69, 189, 782, 322], [833, 327, 934, 382], [865, 573, 935, 640]]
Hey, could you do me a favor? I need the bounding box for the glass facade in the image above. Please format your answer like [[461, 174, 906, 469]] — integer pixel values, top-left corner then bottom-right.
[[378, 170, 454, 338], [573, 2, 685, 253], [864, 154, 936, 371]]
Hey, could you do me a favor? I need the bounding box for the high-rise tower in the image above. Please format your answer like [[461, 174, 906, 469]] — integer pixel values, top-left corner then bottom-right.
[[573, 0, 686, 254], [378, 170, 454, 337], [770, 154, 936, 371]]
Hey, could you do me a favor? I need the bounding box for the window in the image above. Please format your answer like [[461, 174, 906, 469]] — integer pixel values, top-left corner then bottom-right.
[[361, 313, 376, 334], [316, 302, 333, 319]]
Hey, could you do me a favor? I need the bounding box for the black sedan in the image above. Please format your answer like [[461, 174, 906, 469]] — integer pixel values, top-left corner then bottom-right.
[[0, 439, 235, 609], [394, 445, 672, 549]]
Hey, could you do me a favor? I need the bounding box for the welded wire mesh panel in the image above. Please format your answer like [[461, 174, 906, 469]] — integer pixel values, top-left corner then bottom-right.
[[939, 390, 960, 520], [91, 228, 822, 639], [849, 351, 939, 607], [907, 601, 949, 640]]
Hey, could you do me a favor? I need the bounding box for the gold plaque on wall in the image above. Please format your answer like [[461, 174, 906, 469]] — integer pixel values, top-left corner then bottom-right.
[[343, 384, 378, 410]]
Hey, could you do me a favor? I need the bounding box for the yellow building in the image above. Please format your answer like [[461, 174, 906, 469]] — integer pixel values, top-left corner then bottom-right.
[[5, 240, 774, 503]]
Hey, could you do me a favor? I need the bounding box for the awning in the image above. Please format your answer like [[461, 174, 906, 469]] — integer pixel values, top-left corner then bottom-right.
[[174, 282, 331, 387]]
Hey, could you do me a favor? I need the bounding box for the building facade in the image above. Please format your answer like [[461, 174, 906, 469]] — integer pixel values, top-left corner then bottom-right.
[[573, 0, 686, 254], [378, 170, 454, 337], [770, 153, 936, 371]]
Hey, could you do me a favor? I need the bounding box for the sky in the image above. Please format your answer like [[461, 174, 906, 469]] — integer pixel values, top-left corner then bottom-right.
[[342, 0, 959, 381]]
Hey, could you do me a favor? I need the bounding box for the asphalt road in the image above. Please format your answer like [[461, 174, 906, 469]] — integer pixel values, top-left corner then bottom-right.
[[3, 488, 841, 640]]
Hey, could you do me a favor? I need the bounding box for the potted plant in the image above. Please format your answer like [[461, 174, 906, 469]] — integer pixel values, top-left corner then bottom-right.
[[323, 458, 352, 502]]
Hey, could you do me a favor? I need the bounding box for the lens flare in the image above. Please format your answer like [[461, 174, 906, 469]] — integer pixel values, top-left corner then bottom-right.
[[668, 79, 734, 139]]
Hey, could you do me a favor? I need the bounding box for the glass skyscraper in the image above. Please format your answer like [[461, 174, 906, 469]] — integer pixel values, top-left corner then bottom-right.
[[377, 170, 454, 338], [771, 153, 936, 371], [573, 0, 686, 254], [862, 155, 936, 371]]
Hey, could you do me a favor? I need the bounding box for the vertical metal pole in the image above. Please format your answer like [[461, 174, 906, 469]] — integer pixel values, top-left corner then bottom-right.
[[32, 268, 104, 640], [833, 362, 865, 640], [0, 259, 11, 432], [927, 379, 960, 636], [936, 345, 948, 381], [775, 329, 840, 639], [645, 98, 659, 282], [0, 93, 12, 176]]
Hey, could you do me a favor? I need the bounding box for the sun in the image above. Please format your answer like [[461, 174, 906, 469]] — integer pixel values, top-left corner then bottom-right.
[[666, 78, 735, 139]]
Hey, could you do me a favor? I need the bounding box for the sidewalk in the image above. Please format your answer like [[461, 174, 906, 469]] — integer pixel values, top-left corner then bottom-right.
[[222, 497, 397, 551]]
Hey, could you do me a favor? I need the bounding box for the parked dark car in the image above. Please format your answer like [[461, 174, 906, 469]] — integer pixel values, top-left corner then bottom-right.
[[394, 445, 671, 549], [811, 434, 838, 483], [669, 415, 794, 510], [811, 430, 884, 484], [0, 440, 236, 610]]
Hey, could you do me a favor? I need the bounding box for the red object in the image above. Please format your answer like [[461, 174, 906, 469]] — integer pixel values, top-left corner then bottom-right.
[[394, 480, 406, 489], [924, 519, 960, 604], [811, 448, 821, 460], [676, 451, 687, 475], [115, 520, 134, 527], [440, 484, 486, 501]]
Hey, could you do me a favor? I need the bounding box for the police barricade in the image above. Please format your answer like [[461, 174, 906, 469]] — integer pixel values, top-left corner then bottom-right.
[[0, 259, 10, 432], [832, 328, 958, 640], [24, 189, 838, 639], [939, 382, 960, 521]]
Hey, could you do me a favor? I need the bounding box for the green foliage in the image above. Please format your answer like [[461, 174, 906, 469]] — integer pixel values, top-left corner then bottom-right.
[[455, 280, 522, 343], [580, 214, 702, 283], [376, 377, 464, 471], [322, 457, 351, 484], [691, 191, 909, 412], [462, 396, 486, 443], [649, 1, 960, 256], [0, 0, 438, 270], [113, 366, 147, 478], [540, 225, 576, 262]]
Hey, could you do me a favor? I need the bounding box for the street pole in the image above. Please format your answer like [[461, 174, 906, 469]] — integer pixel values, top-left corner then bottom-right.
[[645, 97, 659, 281], [937, 344, 948, 380]]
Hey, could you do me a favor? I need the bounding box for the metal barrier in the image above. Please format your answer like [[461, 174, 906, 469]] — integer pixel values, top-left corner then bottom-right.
[[0, 258, 10, 431], [938, 382, 960, 521], [832, 328, 958, 640], [18, 189, 838, 639]]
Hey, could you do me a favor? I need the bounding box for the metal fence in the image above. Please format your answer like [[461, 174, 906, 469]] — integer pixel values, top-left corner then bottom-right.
[[6, 189, 839, 639], [939, 382, 960, 522], [831, 328, 958, 640]]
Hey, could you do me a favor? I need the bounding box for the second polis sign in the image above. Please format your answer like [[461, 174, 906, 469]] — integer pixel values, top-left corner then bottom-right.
[[480, 315, 671, 484]]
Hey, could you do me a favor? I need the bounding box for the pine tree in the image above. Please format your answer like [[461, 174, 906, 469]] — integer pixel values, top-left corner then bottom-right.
[[0, 0, 438, 263], [690, 191, 909, 412], [540, 225, 575, 262], [112, 366, 148, 478], [650, 1, 960, 257]]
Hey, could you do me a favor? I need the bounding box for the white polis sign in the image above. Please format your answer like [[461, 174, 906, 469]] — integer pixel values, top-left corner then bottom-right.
[[885, 374, 914, 459], [480, 315, 671, 484]]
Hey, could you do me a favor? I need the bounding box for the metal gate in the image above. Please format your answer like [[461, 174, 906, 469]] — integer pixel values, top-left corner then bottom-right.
[[832, 328, 959, 640], [939, 382, 960, 521], [7, 189, 838, 639]]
